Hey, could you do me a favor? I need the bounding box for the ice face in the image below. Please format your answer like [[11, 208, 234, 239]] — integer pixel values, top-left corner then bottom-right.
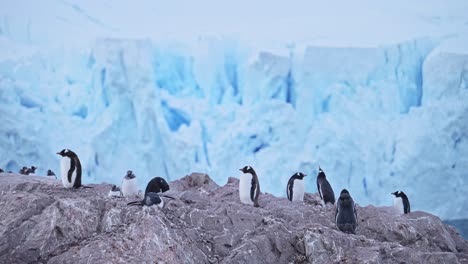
[[0, 1, 467, 221]]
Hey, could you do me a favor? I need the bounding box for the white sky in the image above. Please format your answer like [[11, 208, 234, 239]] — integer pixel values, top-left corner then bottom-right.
[[0, 0, 467, 47]]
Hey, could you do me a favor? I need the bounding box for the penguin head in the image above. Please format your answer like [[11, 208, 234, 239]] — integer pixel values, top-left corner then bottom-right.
[[158, 178, 170, 192], [125, 170, 136, 179], [317, 167, 326, 179], [47, 169, 55, 175], [30, 166, 37, 172], [239, 165, 255, 174], [293, 172, 307, 180], [391, 191, 405, 197], [57, 149, 75, 157], [111, 184, 120, 191], [339, 189, 351, 199]]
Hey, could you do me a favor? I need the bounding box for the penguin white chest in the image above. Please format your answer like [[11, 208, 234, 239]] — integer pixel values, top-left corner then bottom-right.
[[239, 174, 253, 205], [292, 180, 305, 202], [393, 197, 404, 215], [60, 157, 75, 188], [122, 178, 139, 197]]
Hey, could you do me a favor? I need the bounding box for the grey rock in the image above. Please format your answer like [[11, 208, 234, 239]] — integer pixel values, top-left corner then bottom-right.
[[0, 173, 467, 264]]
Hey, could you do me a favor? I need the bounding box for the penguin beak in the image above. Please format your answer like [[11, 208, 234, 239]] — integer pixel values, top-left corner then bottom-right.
[[56, 152, 60, 155], [303, 174, 307, 177], [239, 169, 243, 172]]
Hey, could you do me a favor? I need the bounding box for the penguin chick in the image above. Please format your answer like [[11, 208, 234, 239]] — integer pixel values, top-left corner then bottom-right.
[[108, 184, 123, 198], [335, 189, 358, 234], [122, 170, 139, 197]]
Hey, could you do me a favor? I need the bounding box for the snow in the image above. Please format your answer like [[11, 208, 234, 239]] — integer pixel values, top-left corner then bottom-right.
[[0, 1, 467, 221]]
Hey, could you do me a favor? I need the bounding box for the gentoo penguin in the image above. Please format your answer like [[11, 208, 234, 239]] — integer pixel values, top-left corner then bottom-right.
[[47, 169, 57, 179], [239, 166, 261, 207], [335, 189, 358, 234], [108, 184, 123, 197], [19, 166, 29, 175], [391, 191, 410, 214], [286, 172, 307, 202], [57, 149, 86, 188], [27, 166, 37, 175], [127, 192, 164, 208], [0, 168, 4, 173], [316, 167, 335, 206], [144, 177, 170, 196], [122, 170, 139, 197]]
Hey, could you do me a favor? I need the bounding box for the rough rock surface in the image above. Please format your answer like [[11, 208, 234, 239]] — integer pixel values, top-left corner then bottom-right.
[[0, 173, 467, 264]]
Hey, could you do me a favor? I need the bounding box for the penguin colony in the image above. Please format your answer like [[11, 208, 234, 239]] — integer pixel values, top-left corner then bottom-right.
[[0, 149, 413, 235]]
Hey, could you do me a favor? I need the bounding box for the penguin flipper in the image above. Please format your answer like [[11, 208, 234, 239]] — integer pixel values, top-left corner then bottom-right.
[[68, 158, 76, 184], [127, 201, 142, 206], [250, 177, 257, 202], [160, 194, 176, 200], [286, 177, 294, 201]]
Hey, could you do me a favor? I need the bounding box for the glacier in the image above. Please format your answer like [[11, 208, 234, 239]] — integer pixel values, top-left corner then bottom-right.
[[0, 1, 468, 224]]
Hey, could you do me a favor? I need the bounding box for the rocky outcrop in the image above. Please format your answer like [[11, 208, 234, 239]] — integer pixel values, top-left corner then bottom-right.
[[0, 173, 467, 264]]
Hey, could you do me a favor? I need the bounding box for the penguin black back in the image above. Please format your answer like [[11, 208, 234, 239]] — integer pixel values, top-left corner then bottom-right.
[[335, 189, 358, 234], [57, 149, 84, 188], [144, 177, 170, 196], [239, 165, 261, 207], [391, 191, 411, 214], [286, 172, 306, 201], [316, 167, 336, 205]]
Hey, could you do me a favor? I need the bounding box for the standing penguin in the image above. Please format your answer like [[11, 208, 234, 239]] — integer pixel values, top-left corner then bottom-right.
[[144, 177, 170, 196], [316, 167, 335, 206], [122, 170, 139, 197], [391, 191, 410, 215], [286, 172, 307, 202], [128, 192, 165, 208], [239, 166, 261, 207], [335, 189, 358, 234], [0, 168, 4, 173], [57, 149, 86, 188]]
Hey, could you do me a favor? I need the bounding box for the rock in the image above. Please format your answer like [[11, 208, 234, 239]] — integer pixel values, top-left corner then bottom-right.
[[0, 173, 467, 263]]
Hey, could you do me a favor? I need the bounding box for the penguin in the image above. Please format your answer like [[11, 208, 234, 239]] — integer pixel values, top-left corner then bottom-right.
[[0, 168, 4, 173], [391, 191, 410, 214], [239, 166, 261, 207], [47, 169, 57, 179], [316, 167, 335, 206], [127, 192, 165, 208], [27, 166, 37, 175], [56, 149, 87, 189], [122, 170, 139, 197], [144, 177, 170, 196], [19, 166, 29, 175], [286, 172, 307, 202], [335, 189, 358, 234], [108, 184, 123, 197]]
